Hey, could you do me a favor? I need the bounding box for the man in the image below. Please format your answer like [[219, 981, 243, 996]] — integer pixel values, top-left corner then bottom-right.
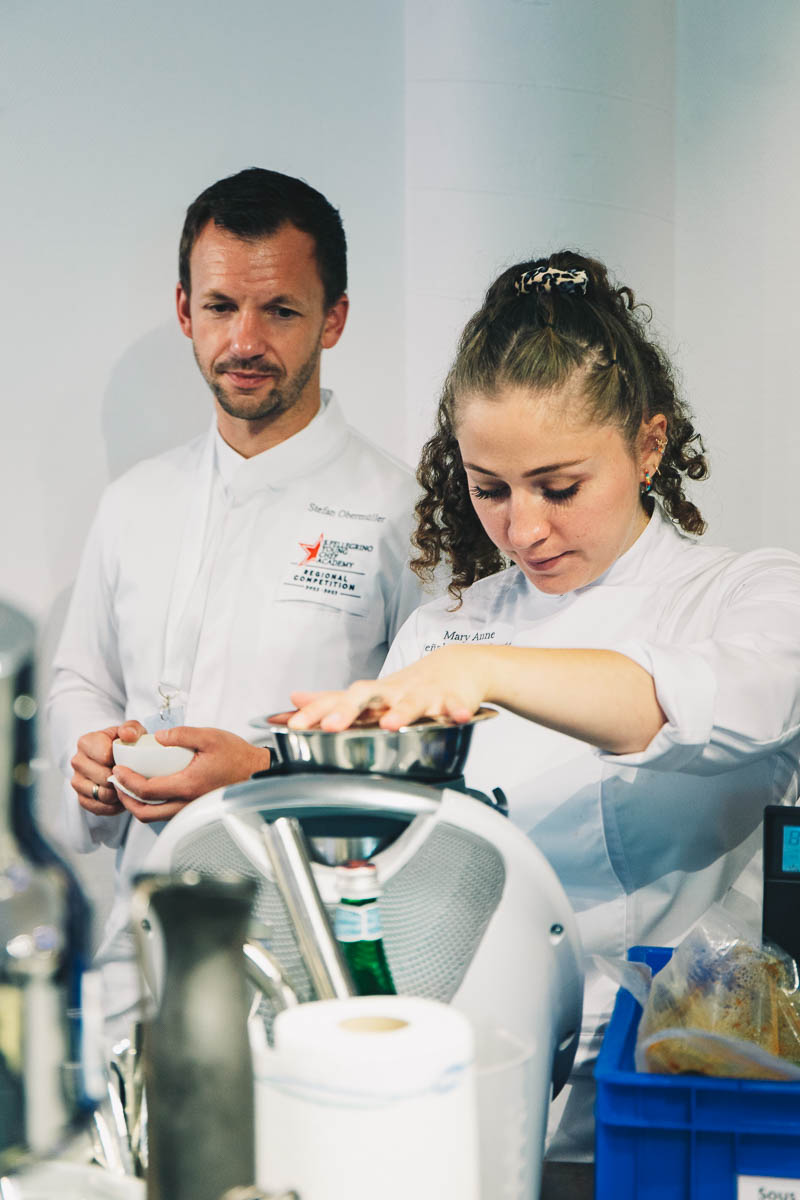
[[47, 168, 421, 1026]]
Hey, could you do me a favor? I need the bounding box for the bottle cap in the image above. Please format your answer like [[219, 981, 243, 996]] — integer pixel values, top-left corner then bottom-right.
[[335, 860, 381, 900]]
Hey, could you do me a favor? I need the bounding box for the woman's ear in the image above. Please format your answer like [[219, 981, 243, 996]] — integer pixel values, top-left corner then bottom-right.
[[640, 413, 668, 475]]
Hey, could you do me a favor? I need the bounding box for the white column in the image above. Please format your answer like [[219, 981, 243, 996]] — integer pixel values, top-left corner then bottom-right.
[[675, 1, 800, 551], [404, 0, 677, 461]]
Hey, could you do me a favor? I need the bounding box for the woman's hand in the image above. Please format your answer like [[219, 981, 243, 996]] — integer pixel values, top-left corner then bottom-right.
[[289, 646, 495, 731], [109, 726, 271, 823]]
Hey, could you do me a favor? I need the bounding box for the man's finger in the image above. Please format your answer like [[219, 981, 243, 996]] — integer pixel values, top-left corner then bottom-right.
[[117, 720, 146, 743], [110, 766, 163, 802], [73, 774, 124, 814], [111, 764, 195, 804], [154, 725, 205, 751], [83, 780, 119, 804], [115, 791, 187, 823], [71, 753, 118, 790], [75, 733, 116, 768]]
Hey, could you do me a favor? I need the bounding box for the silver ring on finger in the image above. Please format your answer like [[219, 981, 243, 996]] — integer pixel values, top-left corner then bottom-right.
[[92, 783, 100, 801]]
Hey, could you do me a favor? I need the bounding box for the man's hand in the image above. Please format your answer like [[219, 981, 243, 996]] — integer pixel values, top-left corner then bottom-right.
[[71, 720, 146, 816], [109, 726, 271, 824]]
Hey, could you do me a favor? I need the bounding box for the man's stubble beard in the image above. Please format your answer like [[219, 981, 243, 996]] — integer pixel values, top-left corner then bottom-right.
[[195, 339, 322, 423]]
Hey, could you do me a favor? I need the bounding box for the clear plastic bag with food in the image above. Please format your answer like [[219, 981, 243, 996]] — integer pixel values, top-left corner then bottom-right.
[[630, 905, 800, 1079]]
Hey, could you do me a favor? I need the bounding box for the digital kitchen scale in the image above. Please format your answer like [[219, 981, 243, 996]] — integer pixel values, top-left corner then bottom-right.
[[762, 804, 800, 967]]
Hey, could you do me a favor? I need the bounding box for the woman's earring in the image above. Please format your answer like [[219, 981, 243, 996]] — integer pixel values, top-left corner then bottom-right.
[[641, 470, 653, 495]]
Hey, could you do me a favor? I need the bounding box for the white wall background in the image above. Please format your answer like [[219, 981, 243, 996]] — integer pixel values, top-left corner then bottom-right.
[[674, 0, 800, 549], [405, 0, 676, 457], [3, 0, 799, 936]]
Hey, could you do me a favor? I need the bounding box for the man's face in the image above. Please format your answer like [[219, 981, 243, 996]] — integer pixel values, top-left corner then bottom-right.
[[176, 221, 347, 427]]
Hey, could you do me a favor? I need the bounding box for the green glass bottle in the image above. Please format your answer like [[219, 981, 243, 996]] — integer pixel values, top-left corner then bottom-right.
[[333, 860, 397, 996]]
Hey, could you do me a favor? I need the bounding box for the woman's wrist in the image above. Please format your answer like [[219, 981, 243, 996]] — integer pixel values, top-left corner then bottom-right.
[[470, 643, 505, 706], [433, 643, 503, 710]]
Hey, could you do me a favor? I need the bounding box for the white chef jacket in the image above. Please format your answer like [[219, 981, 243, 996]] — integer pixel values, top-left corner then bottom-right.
[[47, 392, 422, 1021], [383, 503, 800, 1099]]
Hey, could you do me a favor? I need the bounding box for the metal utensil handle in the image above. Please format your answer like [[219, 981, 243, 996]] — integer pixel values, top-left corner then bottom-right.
[[261, 817, 355, 1000], [220, 1188, 299, 1199], [243, 938, 299, 1012], [220, 1189, 299, 1199]]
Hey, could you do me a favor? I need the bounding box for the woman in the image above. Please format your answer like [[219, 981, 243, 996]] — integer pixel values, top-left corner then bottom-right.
[[287, 252, 800, 1155]]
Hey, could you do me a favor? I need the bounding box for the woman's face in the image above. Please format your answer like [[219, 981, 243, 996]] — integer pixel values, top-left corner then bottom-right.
[[456, 384, 665, 595]]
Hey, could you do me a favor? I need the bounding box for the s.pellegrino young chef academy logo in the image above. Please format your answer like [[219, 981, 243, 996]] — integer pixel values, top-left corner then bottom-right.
[[282, 531, 377, 611]]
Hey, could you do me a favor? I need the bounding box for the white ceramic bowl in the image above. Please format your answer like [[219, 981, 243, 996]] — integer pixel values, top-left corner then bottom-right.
[[112, 732, 195, 778]]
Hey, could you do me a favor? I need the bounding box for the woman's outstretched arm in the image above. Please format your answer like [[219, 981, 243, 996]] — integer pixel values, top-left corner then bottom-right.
[[289, 643, 666, 755]]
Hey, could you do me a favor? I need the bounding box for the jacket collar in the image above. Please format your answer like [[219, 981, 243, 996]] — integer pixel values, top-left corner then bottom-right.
[[212, 390, 349, 501], [584, 501, 691, 591]]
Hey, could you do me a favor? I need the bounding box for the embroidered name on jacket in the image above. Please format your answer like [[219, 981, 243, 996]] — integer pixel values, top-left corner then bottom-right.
[[423, 625, 514, 654], [309, 501, 386, 523]]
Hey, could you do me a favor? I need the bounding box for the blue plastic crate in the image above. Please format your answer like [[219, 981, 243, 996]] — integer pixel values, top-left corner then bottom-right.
[[594, 946, 800, 1200]]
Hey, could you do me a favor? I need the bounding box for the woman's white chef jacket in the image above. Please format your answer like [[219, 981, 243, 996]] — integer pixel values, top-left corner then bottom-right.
[[382, 503, 800, 1060], [47, 392, 422, 1020]]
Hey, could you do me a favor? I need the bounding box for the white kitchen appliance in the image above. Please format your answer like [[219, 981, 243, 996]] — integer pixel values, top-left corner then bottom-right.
[[142, 768, 584, 1197]]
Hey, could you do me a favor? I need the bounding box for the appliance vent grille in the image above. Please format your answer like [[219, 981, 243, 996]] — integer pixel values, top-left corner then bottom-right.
[[172, 819, 506, 1022]]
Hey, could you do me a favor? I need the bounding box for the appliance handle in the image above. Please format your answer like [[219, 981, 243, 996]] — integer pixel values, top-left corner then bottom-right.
[[222, 771, 442, 822]]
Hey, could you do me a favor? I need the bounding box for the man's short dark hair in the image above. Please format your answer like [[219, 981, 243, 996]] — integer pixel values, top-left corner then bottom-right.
[[179, 167, 347, 308]]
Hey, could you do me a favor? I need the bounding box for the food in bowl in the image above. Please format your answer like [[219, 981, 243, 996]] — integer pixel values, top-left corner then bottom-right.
[[263, 707, 498, 730], [112, 732, 195, 778]]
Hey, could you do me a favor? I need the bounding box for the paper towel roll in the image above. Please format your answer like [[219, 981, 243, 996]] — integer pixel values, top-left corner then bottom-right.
[[253, 995, 480, 1200]]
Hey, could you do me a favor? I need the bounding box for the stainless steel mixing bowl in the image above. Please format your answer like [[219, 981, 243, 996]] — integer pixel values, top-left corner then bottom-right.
[[252, 707, 498, 782]]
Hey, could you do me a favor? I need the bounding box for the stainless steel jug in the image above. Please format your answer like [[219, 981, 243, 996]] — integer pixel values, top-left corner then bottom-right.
[[0, 599, 96, 1171]]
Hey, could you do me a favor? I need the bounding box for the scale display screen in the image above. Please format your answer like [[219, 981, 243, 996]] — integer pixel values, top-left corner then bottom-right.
[[782, 825, 800, 873], [764, 807, 800, 967]]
